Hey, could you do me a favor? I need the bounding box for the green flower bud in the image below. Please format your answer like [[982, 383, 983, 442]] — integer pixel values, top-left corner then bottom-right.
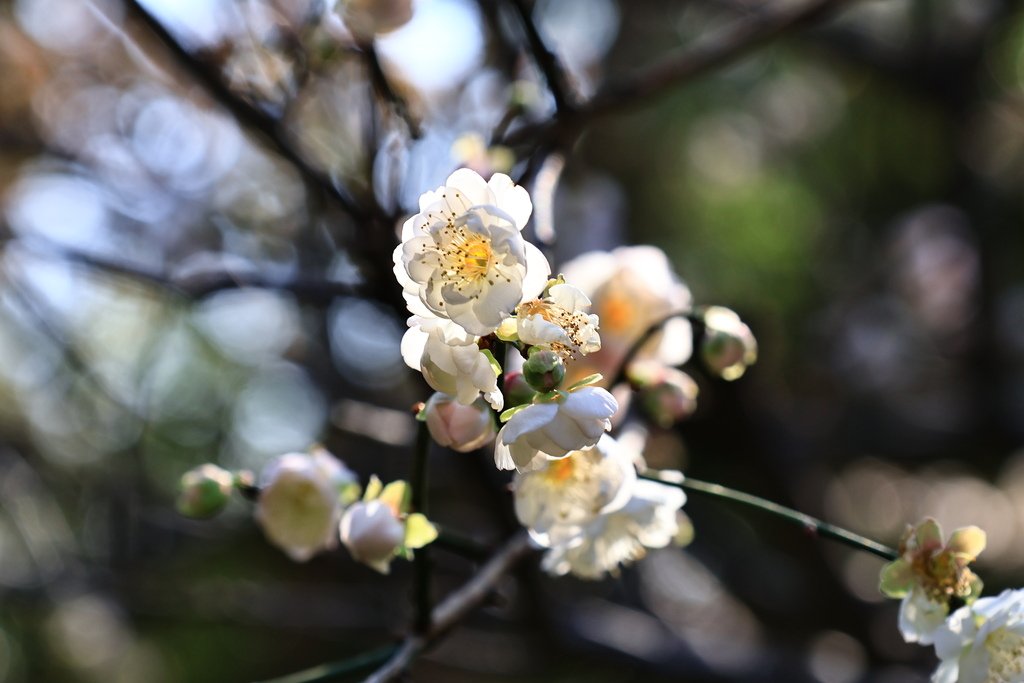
[[177, 464, 234, 519], [700, 306, 757, 381], [523, 349, 566, 393]]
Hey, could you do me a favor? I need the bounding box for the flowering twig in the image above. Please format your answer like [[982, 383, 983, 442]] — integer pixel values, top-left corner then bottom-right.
[[641, 471, 898, 560], [363, 531, 535, 683], [410, 421, 434, 633], [503, 0, 860, 146]]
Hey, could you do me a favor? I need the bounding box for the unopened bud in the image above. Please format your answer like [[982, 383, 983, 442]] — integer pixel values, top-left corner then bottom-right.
[[523, 349, 565, 392], [503, 371, 538, 408], [634, 364, 699, 428], [701, 306, 757, 381], [177, 464, 234, 519], [340, 500, 405, 574], [424, 393, 496, 452]]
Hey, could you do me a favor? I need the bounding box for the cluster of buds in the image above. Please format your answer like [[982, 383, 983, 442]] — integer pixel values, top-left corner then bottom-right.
[[178, 447, 435, 573]]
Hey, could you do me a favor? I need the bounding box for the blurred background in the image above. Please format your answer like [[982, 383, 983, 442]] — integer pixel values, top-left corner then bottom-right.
[[0, 0, 1023, 681]]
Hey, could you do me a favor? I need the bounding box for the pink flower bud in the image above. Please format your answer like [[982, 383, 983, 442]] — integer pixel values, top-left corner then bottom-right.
[[424, 393, 496, 453], [339, 501, 405, 573]]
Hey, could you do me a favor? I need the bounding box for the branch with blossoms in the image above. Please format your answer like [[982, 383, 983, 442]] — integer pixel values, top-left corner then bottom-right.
[[174, 165, 1018, 683], [147, 0, 1024, 681]]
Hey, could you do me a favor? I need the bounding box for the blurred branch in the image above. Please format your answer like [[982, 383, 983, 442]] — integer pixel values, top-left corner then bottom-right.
[[120, 0, 374, 224], [641, 471, 899, 560], [508, 0, 575, 113], [363, 42, 422, 138], [15, 237, 364, 305], [363, 531, 534, 683], [503, 0, 860, 146], [258, 644, 400, 683]]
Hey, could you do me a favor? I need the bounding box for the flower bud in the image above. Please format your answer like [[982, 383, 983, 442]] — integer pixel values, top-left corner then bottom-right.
[[424, 393, 496, 452], [700, 306, 757, 381], [340, 500, 406, 574], [177, 464, 234, 519], [255, 450, 357, 562], [502, 371, 538, 408], [636, 366, 699, 428], [523, 349, 566, 392]]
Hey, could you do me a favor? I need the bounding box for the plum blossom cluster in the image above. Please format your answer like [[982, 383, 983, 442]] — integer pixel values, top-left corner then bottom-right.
[[394, 169, 619, 474], [875, 518, 1024, 682], [513, 435, 691, 579], [177, 169, 758, 583]]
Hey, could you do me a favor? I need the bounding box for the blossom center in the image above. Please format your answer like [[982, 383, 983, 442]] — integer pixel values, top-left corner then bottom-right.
[[984, 629, 1024, 683], [518, 298, 593, 359], [544, 457, 577, 485], [439, 225, 494, 284]]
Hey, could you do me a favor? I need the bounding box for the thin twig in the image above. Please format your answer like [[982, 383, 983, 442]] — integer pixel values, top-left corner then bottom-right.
[[410, 421, 433, 633], [257, 644, 399, 683], [641, 471, 898, 560], [502, 0, 859, 146], [508, 0, 574, 113], [121, 0, 372, 223], [363, 531, 535, 683]]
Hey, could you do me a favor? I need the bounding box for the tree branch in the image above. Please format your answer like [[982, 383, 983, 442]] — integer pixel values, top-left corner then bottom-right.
[[508, 0, 574, 113], [363, 42, 422, 138], [121, 0, 372, 223], [502, 0, 860, 146], [362, 531, 534, 683]]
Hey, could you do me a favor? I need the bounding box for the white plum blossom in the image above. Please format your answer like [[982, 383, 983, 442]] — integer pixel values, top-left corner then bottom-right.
[[401, 314, 503, 410], [516, 283, 601, 360], [494, 386, 617, 471], [339, 500, 406, 574], [513, 435, 636, 541], [931, 589, 1024, 683], [559, 245, 693, 382], [423, 392, 496, 452], [255, 450, 358, 562], [394, 168, 550, 336], [540, 478, 687, 580]]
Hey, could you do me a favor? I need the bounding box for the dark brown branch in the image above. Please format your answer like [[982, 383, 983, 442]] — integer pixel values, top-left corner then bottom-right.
[[508, 0, 575, 112], [503, 0, 859, 146], [363, 42, 422, 138], [121, 0, 372, 223], [362, 532, 534, 683]]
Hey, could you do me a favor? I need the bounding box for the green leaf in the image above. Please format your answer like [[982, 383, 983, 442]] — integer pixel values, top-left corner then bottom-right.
[[363, 475, 383, 501], [404, 513, 439, 549], [339, 482, 362, 507], [566, 373, 604, 391], [500, 403, 530, 423], [878, 560, 914, 598], [480, 348, 502, 376], [379, 480, 408, 514]]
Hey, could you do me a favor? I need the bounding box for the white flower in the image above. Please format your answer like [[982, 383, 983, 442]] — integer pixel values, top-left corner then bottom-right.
[[540, 478, 687, 580], [336, 0, 412, 41], [513, 435, 635, 540], [423, 392, 496, 453], [494, 386, 618, 471], [255, 451, 357, 562], [401, 314, 503, 410], [339, 500, 406, 574], [559, 245, 692, 381], [900, 586, 953, 646], [394, 169, 550, 336], [931, 589, 1024, 683], [516, 283, 601, 360]]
